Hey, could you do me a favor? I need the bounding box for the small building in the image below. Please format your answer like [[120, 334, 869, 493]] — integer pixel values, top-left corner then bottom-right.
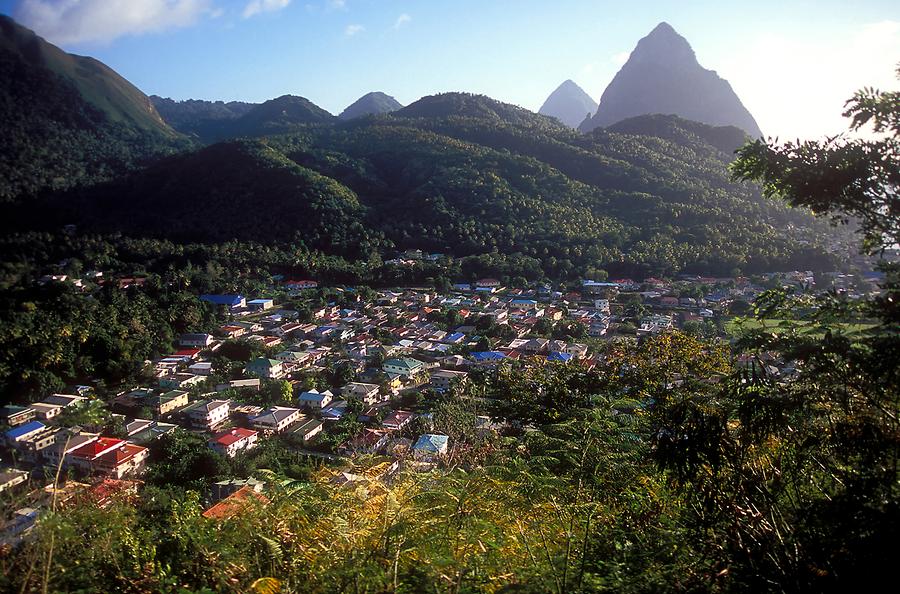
[[413, 434, 449, 461], [247, 298, 275, 311], [44, 432, 98, 469], [159, 373, 204, 390], [283, 279, 318, 291], [298, 388, 333, 410], [5, 421, 46, 446], [202, 485, 269, 521], [182, 399, 231, 430], [340, 428, 389, 455], [127, 421, 177, 445], [42, 394, 87, 408], [341, 382, 381, 406], [470, 351, 507, 365], [208, 428, 259, 457], [430, 369, 468, 392], [216, 378, 261, 392], [200, 294, 246, 310], [0, 406, 35, 427], [0, 469, 29, 493], [211, 477, 265, 502], [382, 410, 416, 432], [28, 402, 63, 421], [245, 358, 285, 379], [321, 400, 349, 422], [94, 443, 149, 479], [15, 426, 64, 463], [66, 437, 142, 477], [510, 299, 538, 310], [522, 338, 550, 354], [250, 406, 302, 434], [180, 333, 214, 347], [151, 390, 190, 417], [188, 361, 213, 376], [383, 357, 425, 378], [290, 417, 323, 443]]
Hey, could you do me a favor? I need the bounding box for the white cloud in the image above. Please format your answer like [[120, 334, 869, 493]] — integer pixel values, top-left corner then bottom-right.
[[393, 13, 411, 30], [714, 20, 900, 140], [344, 23, 363, 37], [327, 0, 346, 10], [242, 0, 291, 19], [15, 0, 215, 45], [610, 51, 629, 66]]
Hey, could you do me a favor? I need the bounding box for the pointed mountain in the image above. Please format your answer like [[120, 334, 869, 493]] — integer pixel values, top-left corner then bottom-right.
[[580, 22, 762, 138], [0, 15, 183, 201], [339, 92, 403, 120], [538, 80, 598, 128]]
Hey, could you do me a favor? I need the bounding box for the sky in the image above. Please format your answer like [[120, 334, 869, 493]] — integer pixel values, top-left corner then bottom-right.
[[1, 0, 898, 139]]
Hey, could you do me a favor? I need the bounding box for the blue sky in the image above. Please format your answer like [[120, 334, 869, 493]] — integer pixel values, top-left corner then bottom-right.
[[1, 0, 898, 138]]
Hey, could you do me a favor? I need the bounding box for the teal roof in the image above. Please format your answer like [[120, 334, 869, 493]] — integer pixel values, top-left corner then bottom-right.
[[384, 358, 423, 371], [413, 433, 449, 453], [248, 358, 280, 368]]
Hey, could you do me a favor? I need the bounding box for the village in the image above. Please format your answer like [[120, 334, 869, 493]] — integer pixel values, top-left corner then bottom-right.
[[0, 266, 884, 540]]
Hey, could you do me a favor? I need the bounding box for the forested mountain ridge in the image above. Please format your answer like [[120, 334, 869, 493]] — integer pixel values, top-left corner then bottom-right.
[[149, 96, 258, 136], [11, 92, 841, 278], [0, 16, 188, 202], [166, 95, 336, 144], [580, 22, 763, 137]]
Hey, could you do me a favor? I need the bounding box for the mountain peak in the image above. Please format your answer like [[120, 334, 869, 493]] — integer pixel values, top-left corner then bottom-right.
[[648, 21, 677, 36], [539, 80, 598, 129], [339, 91, 403, 120], [631, 21, 696, 65], [579, 23, 762, 138]]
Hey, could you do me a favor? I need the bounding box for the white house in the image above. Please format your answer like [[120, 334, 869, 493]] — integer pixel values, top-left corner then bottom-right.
[[208, 428, 258, 457], [298, 389, 333, 410], [183, 399, 231, 430], [250, 406, 302, 434]]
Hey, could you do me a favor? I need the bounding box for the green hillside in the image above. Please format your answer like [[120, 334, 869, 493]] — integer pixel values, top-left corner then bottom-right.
[[149, 96, 257, 137], [196, 95, 336, 143], [13, 94, 841, 278], [52, 140, 383, 256], [0, 16, 187, 202]]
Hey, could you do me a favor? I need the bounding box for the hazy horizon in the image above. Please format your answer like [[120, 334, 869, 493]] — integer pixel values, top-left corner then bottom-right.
[[1, 0, 898, 139]]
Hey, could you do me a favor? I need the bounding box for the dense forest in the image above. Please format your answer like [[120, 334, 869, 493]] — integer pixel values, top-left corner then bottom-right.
[[4, 104, 846, 278]]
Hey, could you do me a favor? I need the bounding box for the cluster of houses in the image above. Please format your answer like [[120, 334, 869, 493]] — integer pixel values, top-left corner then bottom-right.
[[3, 268, 884, 539]]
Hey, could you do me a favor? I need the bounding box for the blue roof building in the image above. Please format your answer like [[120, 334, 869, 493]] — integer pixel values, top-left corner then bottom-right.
[[200, 294, 245, 307], [5, 421, 45, 442], [443, 332, 466, 344], [547, 351, 573, 362], [413, 433, 449, 459], [471, 351, 507, 362]]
